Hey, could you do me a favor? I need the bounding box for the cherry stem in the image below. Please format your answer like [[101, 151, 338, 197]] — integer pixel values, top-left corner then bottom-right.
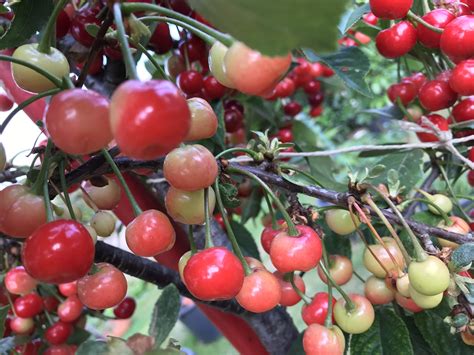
[[322, 246, 334, 328], [37, 0, 69, 53], [122, 3, 234, 47], [80, 186, 99, 213], [368, 185, 427, 262], [214, 179, 252, 275], [113, 3, 139, 80], [188, 225, 197, 254], [204, 187, 213, 248], [226, 166, 299, 236], [215, 147, 261, 161], [31, 140, 53, 196], [395, 97, 414, 122], [318, 260, 355, 312], [101, 148, 142, 217], [0, 88, 61, 134], [288, 272, 311, 305], [132, 41, 171, 81], [58, 159, 76, 220], [263, 191, 278, 230], [39, 141, 54, 223], [352, 270, 366, 283], [409, 195, 452, 226], [407, 10, 443, 34]]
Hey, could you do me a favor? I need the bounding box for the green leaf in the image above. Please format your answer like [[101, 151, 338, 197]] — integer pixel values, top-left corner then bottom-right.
[[401, 315, 433, 355], [218, 182, 240, 209], [303, 46, 371, 97], [240, 188, 262, 224], [350, 307, 414, 355], [229, 220, 261, 260], [188, 0, 349, 55], [0, 0, 54, 50], [286, 332, 304, 355], [324, 234, 352, 259], [0, 337, 15, 354], [361, 105, 404, 120], [399, 211, 442, 257], [0, 5, 9, 14], [338, 3, 371, 34], [0, 305, 9, 338], [210, 101, 226, 151], [281, 171, 322, 187], [76, 338, 133, 355], [68, 326, 91, 345], [450, 243, 474, 271], [149, 284, 180, 348]]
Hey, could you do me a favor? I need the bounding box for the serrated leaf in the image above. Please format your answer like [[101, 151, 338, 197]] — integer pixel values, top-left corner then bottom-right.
[[350, 307, 414, 355], [0, 305, 9, 338], [303, 46, 371, 97], [338, 3, 371, 34], [149, 284, 180, 348], [188, 0, 349, 56], [450, 243, 474, 271], [76, 338, 133, 355], [401, 315, 433, 355], [218, 183, 240, 209], [229, 220, 261, 260], [0, 0, 54, 49]]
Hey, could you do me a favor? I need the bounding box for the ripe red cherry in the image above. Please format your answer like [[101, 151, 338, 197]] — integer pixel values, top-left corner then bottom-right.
[[13, 293, 43, 318], [418, 80, 458, 111], [303, 80, 321, 95], [440, 15, 474, 62], [224, 108, 244, 133], [0, 93, 13, 111], [45, 321, 73, 345], [82, 178, 121, 211], [57, 295, 83, 323], [283, 101, 302, 116], [77, 263, 127, 310], [468, 170, 474, 186], [270, 225, 323, 273], [10, 317, 34, 335], [375, 21, 417, 59], [22, 220, 95, 284], [416, 114, 449, 142], [317, 255, 353, 286], [402, 72, 427, 91], [113, 297, 136, 319], [302, 292, 336, 326], [0, 184, 47, 238], [149, 22, 173, 54], [110, 80, 191, 160], [203, 76, 226, 100], [308, 92, 324, 107], [452, 97, 474, 122], [310, 105, 323, 117], [395, 292, 423, 313], [417, 9, 455, 48], [235, 269, 281, 313], [363, 12, 379, 25], [274, 78, 296, 98], [277, 128, 293, 143], [45, 89, 112, 155], [177, 70, 204, 95], [274, 272, 306, 307], [44, 344, 77, 355], [4, 266, 38, 295], [12, 340, 42, 355], [364, 275, 395, 305], [449, 60, 474, 95], [58, 281, 77, 297], [387, 82, 417, 106], [179, 36, 207, 63], [43, 296, 60, 313], [70, 7, 101, 47], [369, 0, 413, 19], [163, 145, 218, 191], [183, 247, 245, 301], [303, 324, 345, 355], [185, 98, 218, 141], [260, 220, 285, 253], [125, 209, 176, 257]]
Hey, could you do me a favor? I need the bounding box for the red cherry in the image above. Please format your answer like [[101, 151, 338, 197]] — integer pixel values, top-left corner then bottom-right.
[[70, 7, 101, 47], [310, 105, 323, 117], [277, 128, 293, 143], [440, 15, 474, 62], [402, 72, 427, 91], [22, 220, 95, 284], [376, 21, 417, 59], [110, 80, 191, 160], [416, 114, 450, 142], [45, 321, 73, 345], [270, 225, 323, 273], [10, 317, 34, 335], [113, 297, 136, 319], [56, 10, 71, 39], [177, 70, 204, 95], [13, 293, 43, 318], [179, 36, 207, 63], [169, 0, 192, 15], [317, 255, 353, 286], [4, 266, 38, 295], [387, 82, 417, 106], [77, 263, 127, 310], [274, 272, 306, 307], [395, 292, 423, 313], [275, 78, 296, 98], [417, 9, 455, 48], [449, 60, 474, 95], [125, 209, 176, 257], [260, 220, 286, 253], [58, 281, 78, 297], [149, 23, 173, 54], [452, 97, 474, 122], [363, 12, 379, 26], [468, 170, 474, 186], [58, 295, 83, 323], [224, 108, 244, 133], [308, 92, 324, 107], [224, 99, 244, 113], [462, 0, 474, 11], [183, 247, 245, 301], [235, 269, 281, 313], [283, 102, 302, 116], [0, 93, 13, 111], [418, 80, 458, 111], [322, 65, 335, 77], [203, 76, 227, 99], [44, 344, 76, 355], [76, 53, 104, 76], [303, 324, 345, 355], [12, 340, 41, 355], [303, 80, 322, 95], [43, 296, 60, 313], [369, 0, 413, 19], [302, 292, 336, 326]]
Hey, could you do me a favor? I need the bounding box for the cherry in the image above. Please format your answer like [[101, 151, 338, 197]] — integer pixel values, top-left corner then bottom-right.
[[165, 187, 216, 224], [179, 36, 207, 63], [82, 177, 121, 211], [165, 54, 186, 80], [70, 7, 101, 47], [308, 92, 324, 107], [260, 220, 286, 253], [77, 263, 127, 310], [416, 114, 449, 142], [317, 255, 353, 286], [0, 93, 13, 111], [224, 42, 292, 96], [417, 9, 455, 48], [236, 269, 281, 313], [45, 89, 112, 155], [396, 273, 410, 297], [424, 193, 452, 215], [364, 275, 395, 305], [449, 59, 474, 95], [369, 0, 413, 19], [333, 294, 375, 334], [437, 216, 470, 248], [302, 292, 336, 326], [169, 0, 192, 15], [270, 225, 322, 273], [58, 281, 78, 297], [274, 272, 306, 307], [224, 99, 245, 113], [309, 105, 323, 118], [164, 145, 218, 191], [469, 170, 474, 186], [375, 21, 417, 59], [462, 0, 474, 11], [208, 42, 235, 88], [126, 209, 175, 257], [113, 297, 136, 319], [283, 102, 302, 116], [58, 295, 83, 323], [325, 209, 360, 235], [277, 128, 293, 143], [178, 250, 193, 282], [90, 210, 116, 237], [10, 316, 34, 335], [110, 80, 191, 160], [22, 220, 95, 284], [224, 108, 244, 133], [13, 340, 42, 355], [44, 344, 77, 355], [203, 76, 227, 100], [43, 296, 60, 313], [440, 15, 474, 62], [363, 12, 379, 26], [177, 70, 204, 95], [387, 82, 417, 106], [185, 98, 218, 141], [45, 321, 73, 345], [408, 285, 443, 309], [13, 293, 43, 318], [274, 78, 296, 98], [76, 53, 104, 76], [303, 324, 345, 355], [303, 80, 321, 95], [408, 255, 449, 296], [4, 266, 38, 295], [56, 10, 71, 39], [452, 97, 474, 122], [149, 22, 173, 54], [402, 72, 427, 91], [363, 238, 405, 278], [183, 247, 245, 301], [395, 292, 423, 313]]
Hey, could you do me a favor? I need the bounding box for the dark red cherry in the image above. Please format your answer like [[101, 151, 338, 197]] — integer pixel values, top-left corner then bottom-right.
[[56, 10, 71, 39], [387, 82, 417, 106], [452, 97, 474, 122], [224, 108, 244, 133], [376, 21, 417, 58], [449, 59, 474, 96], [177, 70, 204, 95], [45, 321, 73, 345], [203, 76, 227, 99], [277, 128, 293, 143], [149, 23, 173, 54], [113, 297, 136, 319], [416, 114, 450, 142], [179, 36, 207, 62], [308, 92, 324, 107], [402, 72, 427, 91], [283, 101, 302, 116], [303, 80, 322, 95], [70, 7, 101, 47], [418, 80, 458, 111]]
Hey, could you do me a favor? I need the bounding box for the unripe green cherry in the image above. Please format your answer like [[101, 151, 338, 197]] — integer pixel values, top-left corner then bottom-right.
[[55, 204, 83, 221], [179, 250, 193, 282], [12, 44, 70, 93], [437, 216, 470, 249], [333, 294, 375, 334], [396, 273, 410, 298], [165, 187, 216, 225], [408, 255, 450, 296], [427, 194, 453, 215], [409, 285, 443, 309], [208, 42, 235, 88], [0, 141, 6, 172], [90, 211, 116, 237], [325, 209, 360, 235], [364, 276, 395, 305], [363, 238, 404, 278]]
